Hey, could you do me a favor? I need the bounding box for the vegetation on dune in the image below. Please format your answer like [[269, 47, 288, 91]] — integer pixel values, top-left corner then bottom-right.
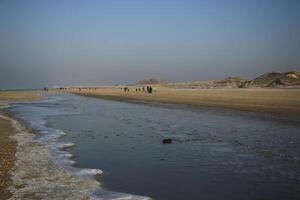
[[277, 71, 300, 86], [143, 70, 300, 89], [249, 71, 300, 87], [136, 78, 169, 85], [249, 72, 283, 87], [159, 76, 248, 89]]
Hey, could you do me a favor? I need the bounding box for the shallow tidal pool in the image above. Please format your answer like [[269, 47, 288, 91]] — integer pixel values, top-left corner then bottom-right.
[[11, 93, 300, 200]]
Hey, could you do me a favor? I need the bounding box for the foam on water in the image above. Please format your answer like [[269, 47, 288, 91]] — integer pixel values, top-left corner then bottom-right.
[[56, 142, 76, 149], [76, 169, 104, 177], [8, 93, 151, 200], [58, 152, 74, 159]]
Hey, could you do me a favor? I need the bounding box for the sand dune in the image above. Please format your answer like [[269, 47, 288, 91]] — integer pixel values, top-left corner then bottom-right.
[[137, 70, 300, 89]]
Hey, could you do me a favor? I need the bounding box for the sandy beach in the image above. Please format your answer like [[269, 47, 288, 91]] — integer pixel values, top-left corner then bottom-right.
[[0, 116, 17, 200], [1, 1, 300, 199], [0, 91, 40, 199], [71, 87, 300, 115], [0, 91, 42, 102], [0, 92, 98, 200]]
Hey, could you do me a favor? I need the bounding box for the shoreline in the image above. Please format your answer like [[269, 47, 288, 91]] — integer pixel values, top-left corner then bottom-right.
[[1, 89, 299, 199], [71, 87, 300, 116], [0, 92, 41, 199], [0, 92, 98, 199], [0, 113, 101, 199], [0, 115, 17, 200], [0, 91, 151, 200]]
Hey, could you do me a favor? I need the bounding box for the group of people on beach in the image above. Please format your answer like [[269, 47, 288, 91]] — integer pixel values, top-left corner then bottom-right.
[[123, 86, 155, 93], [48, 86, 156, 94], [54, 87, 98, 91]]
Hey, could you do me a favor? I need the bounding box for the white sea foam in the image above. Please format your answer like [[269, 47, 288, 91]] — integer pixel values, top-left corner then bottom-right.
[[0, 101, 9, 109], [76, 169, 104, 176], [59, 152, 74, 158], [57, 130, 68, 136], [5, 93, 152, 200], [64, 159, 77, 165], [56, 142, 76, 149]]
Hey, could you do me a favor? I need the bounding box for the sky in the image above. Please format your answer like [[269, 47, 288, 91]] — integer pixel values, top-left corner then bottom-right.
[[0, 0, 300, 89]]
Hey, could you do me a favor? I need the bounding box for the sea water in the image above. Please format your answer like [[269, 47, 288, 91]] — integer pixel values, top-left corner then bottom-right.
[[10, 93, 300, 200]]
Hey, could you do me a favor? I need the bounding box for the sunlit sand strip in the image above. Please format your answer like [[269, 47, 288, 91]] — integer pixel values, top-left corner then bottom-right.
[[72, 87, 300, 115]]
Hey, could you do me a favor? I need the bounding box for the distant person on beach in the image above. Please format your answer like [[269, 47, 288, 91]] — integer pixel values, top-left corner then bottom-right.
[[149, 86, 153, 93], [146, 86, 153, 93], [124, 87, 130, 92]]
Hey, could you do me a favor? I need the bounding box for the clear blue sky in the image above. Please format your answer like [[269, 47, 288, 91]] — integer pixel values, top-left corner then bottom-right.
[[0, 0, 299, 89]]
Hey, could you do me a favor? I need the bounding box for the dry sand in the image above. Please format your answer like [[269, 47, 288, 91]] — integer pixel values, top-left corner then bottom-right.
[[0, 91, 42, 102], [72, 87, 300, 115]]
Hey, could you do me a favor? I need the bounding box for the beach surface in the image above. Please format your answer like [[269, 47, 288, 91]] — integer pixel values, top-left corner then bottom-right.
[[0, 91, 98, 200], [0, 91, 40, 199], [0, 116, 16, 200], [72, 87, 300, 115], [0, 91, 42, 102]]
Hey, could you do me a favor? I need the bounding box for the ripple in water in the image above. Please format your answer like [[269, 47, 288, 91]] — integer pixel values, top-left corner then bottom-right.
[[10, 93, 300, 200]]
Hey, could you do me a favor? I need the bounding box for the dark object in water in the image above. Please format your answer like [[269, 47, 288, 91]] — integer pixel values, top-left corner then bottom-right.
[[162, 138, 172, 144], [231, 140, 243, 146]]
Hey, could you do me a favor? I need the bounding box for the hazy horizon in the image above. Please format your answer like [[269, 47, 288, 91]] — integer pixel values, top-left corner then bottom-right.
[[1, 0, 300, 89]]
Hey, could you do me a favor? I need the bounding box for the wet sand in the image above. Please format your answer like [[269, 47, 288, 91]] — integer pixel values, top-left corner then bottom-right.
[[0, 116, 17, 200], [72, 87, 300, 115], [0, 91, 40, 199]]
